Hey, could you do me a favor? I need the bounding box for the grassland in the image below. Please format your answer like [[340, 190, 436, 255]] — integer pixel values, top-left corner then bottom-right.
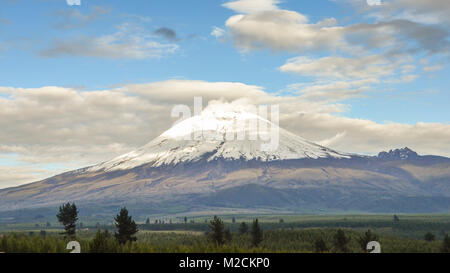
[[0, 214, 449, 253]]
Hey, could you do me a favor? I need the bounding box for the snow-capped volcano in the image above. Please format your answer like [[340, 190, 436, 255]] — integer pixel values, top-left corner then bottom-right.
[[88, 108, 350, 172], [1, 105, 449, 215]]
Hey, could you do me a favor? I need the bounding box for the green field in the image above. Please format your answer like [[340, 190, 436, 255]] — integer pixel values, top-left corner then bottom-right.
[[1, 214, 449, 253]]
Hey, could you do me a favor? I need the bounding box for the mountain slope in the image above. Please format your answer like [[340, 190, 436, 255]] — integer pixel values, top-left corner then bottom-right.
[[0, 109, 449, 215]]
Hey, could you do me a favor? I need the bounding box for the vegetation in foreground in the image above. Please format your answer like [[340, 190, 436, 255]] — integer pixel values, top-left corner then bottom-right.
[[1, 228, 449, 253], [0, 204, 449, 253]]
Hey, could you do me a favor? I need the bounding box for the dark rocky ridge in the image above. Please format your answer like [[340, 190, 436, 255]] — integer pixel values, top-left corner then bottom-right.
[[378, 147, 419, 161], [0, 147, 449, 217]]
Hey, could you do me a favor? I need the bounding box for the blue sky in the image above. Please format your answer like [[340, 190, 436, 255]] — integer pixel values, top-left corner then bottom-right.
[[1, 0, 448, 123], [0, 0, 449, 188]]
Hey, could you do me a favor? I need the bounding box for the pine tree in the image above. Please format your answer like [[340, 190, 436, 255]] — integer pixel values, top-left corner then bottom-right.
[[424, 232, 435, 242], [358, 229, 379, 252], [208, 215, 225, 246], [145, 218, 150, 225], [0, 235, 7, 251], [90, 229, 111, 253], [251, 219, 263, 247], [56, 202, 78, 238], [232, 217, 236, 224], [114, 207, 138, 245], [239, 222, 248, 235], [441, 234, 450, 253], [333, 229, 350, 252], [314, 238, 329, 253], [224, 228, 232, 244]]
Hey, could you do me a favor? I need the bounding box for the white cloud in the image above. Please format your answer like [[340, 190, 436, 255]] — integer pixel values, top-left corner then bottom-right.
[[225, 8, 449, 55], [223, 0, 280, 14], [423, 64, 444, 72], [366, 0, 450, 24], [53, 6, 110, 29], [221, 1, 448, 103], [282, 113, 450, 157], [221, 0, 450, 87], [211, 27, 226, 38], [288, 80, 374, 102], [124, 80, 268, 103], [279, 54, 417, 100], [40, 23, 178, 59], [317, 132, 347, 147], [280, 55, 395, 79], [225, 10, 345, 53], [0, 165, 57, 189]]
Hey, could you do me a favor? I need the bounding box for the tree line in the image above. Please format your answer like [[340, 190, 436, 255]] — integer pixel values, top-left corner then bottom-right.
[[1, 202, 447, 253], [208, 216, 263, 247], [56, 203, 266, 250]]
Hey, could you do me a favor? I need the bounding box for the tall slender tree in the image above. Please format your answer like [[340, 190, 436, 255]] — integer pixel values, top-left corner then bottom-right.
[[239, 222, 248, 235], [90, 229, 112, 253], [358, 229, 379, 252], [442, 234, 450, 253], [114, 207, 138, 245], [209, 215, 225, 246], [424, 232, 435, 242], [251, 219, 263, 247], [224, 228, 232, 244], [314, 238, 329, 253], [333, 229, 351, 252], [56, 202, 78, 238]]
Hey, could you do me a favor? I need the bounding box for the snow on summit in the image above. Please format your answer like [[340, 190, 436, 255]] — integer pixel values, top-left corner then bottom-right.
[[88, 104, 350, 172]]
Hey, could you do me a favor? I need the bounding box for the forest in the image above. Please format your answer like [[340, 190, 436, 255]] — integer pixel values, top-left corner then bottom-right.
[[0, 204, 449, 253]]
